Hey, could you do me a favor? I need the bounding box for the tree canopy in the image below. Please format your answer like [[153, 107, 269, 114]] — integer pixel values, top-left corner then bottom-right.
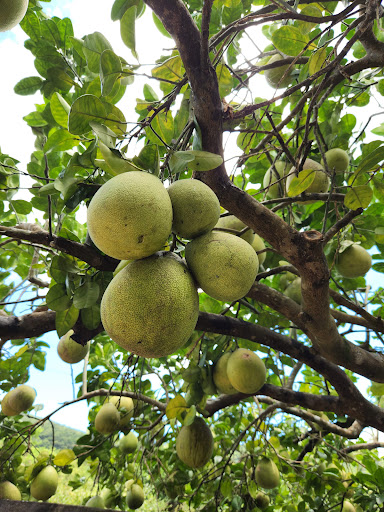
[[1, 0, 384, 510]]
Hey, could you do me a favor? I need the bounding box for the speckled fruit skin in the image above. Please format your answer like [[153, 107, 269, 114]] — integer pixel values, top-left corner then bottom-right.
[[335, 244, 372, 278], [251, 233, 266, 266], [213, 353, 238, 395], [167, 179, 220, 239], [321, 148, 350, 173], [95, 403, 120, 435], [176, 417, 214, 468], [0, 481, 21, 500], [57, 334, 89, 364], [286, 158, 330, 200], [2, 385, 36, 416], [226, 348, 266, 394], [263, 161, 289, 199], [255, 457, 280, 489], [0, 0, 28, 32], [126, 484, 144, 510], [30, 465, 58, 501], [215, 215, 255, 244], [87, 171, 173, 260], [265, 54, 292, 88], [101, 252, 199, 358], [185, 231, 259, 302]]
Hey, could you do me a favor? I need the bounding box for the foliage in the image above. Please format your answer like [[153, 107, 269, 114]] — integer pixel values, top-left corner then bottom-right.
[[1, 0, 384, 511]]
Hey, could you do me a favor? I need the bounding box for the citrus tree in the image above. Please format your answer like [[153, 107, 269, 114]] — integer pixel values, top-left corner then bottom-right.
[[2, 0, 384, 510]]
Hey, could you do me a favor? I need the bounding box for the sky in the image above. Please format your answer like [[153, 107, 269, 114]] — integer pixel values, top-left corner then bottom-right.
[[0, 0, 383, 437]]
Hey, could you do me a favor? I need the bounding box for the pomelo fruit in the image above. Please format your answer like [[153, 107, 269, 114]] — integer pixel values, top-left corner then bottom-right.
[[214, 214, 255, 244], [185, 231, 258, 302], [119, 432, 138, 454], [321, 148, 349, 173], [255, 457, 280, 489], [286, 158, 330, 200], [87, 171, 173, 260], [265, 54, 292, 89], [101, 252, 199, 358], [176, 416, 214, 468], [85, 495, 105, 508], [0, 480, 21, 500], [126, 484, 144, 510], [263, 161, 289, 199], [255, 492, 270, 510], [342, 501, 356, 512], [284, 277, 302, 305], [107, 395, 134, 427], [251, 233, 266, 266], [213, 353, 238, 395], [335, 244, 372, 278], [226, 348, 266, 394], [167, 179, 220, 239], [30, 465, 58, 501], [0, 0, 28, 32], [57, 331, 89, 364], [95, 403, 120, 435], [2, 385, 36, 416]]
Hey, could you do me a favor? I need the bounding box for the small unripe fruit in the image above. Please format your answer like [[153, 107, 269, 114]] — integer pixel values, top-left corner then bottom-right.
[[250, 234, 267, 266], [284, 277, 302, 305], [30, 465, 58, 501], [95, 403, 120, 435], [2, 385, 36, 416], [335, 244, 372, 278], [265, 54, 293, 88], [286, 158, 330, 201], [226, 348, 266, 394], [321, 148, 350, 173], [119, 432, 138, 454], [254, 492, 270, 510], [342, 501, 356, 512], [107, 396, 134, 427], [126, 484, 144, 510], [85, 495, 105, 508], [263, 161, 289, 199], [255, 457, 280, 489], [213, 353, 238, 395], [57, 331, 89, 364], [0, 480, 21, 500], [176, 417, 214, 468], [214, 215, 255, 244]]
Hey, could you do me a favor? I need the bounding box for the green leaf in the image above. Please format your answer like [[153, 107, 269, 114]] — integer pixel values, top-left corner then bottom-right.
[[216, 63, 234, 98], [14, 77, 43, 96], [169, 151, 195, 174], [355, 146, 384, 175], [41, 19, 62, 47], [296, 5, 322, 34], [100, 49, 122, 96], [47, 67, 75, 93], [73, 281, 100, 309], [152, 12, 171, 38], [187, 150, 224, 171], [182, 405, 196, 426], [10, 200, 32, 215], [287, 169, 316, 196], [375, 227, 384, 245], [68, 94, 107, 135], [46, 284, 72, 312], [132, 144, 160, 175], [81, 305, 101, 330], [272, 26, 309, 56], [166, 395, 188, 420], [344, 185, 373, 209], [83, 32, 113, 73], [111, 0, 145, 20], [54, 449, 76, 466], [20, 10, 41, 40], [56, 305, 79, 338], [120, 6, 138, 59], [50, 92, 70, 128], [44, 129, 78, 153], [308, 47, 327, 75], [23, 111, 48, 128], [145, 112, 174, 146], [143, 84, 158, 102], [50, 255, 77, 284]]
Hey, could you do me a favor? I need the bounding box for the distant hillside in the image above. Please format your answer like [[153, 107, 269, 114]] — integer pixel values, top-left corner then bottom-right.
[[34, 421, 85, 450]]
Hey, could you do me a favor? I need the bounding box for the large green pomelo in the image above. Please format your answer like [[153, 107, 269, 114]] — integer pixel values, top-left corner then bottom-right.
[[0, 480, 21, 500], [95, 403, 120, 435], [213, 353, 238, 395], [286, 158, 330, 200], [263, 161, 289, 199], [30, 465, 58, 501], [176, 417, 214, 468], [255, 457, 280, 489], [226, 348, 266, 394], [87, 171, 173, 260], [0, 0, 28, 32], [321, 148, 350, 173], [126, 484, 144, 510], [107, 396, 134, 427], [119, 432, 138, 454], [214, 215, 255, 244], [167, 179, 220, 239], [185, 231, 258, 302], [335, 244, 372, 278], [4, 385, 36, 415], [101, 252, 199, 357], [265, 54, 292, 89], [85, 495, 105, 508], [57, 331, 89, 364]]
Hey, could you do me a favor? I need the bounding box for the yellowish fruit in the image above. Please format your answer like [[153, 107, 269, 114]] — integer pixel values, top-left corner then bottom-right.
[[30, 465, 58, 501], [87, 171, 173, 260], [321, 148, 350, 173], [215, 215, 255, 244], [113, 259, 131, 276], [250, 234, 266, 266], [101, 252, 199, 357], [119, 432, 138, 454], [213, 353, 238, 395], [263, 161, 289, 199], [86, 495, 105, 508], [0, 0, 28, 32], [284, 277, 302, 305], [176, 417, 214, 468], [226, 348, 266, 394], [286, 158, 330, 199], [95, 403, 120, 435], [126, 484, 144, 510], [342, 501, 356, 512], [255, 457, 280, 489], [265, 54, 292, 89], [57, 331, 89, 364], [167, 179, 220, 239], [0, 480, 21, 500], [2, 385, 36, 416], [107, 396, 134, 427], [185, 231, 259, 302], [335, 244, 372, 278]]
